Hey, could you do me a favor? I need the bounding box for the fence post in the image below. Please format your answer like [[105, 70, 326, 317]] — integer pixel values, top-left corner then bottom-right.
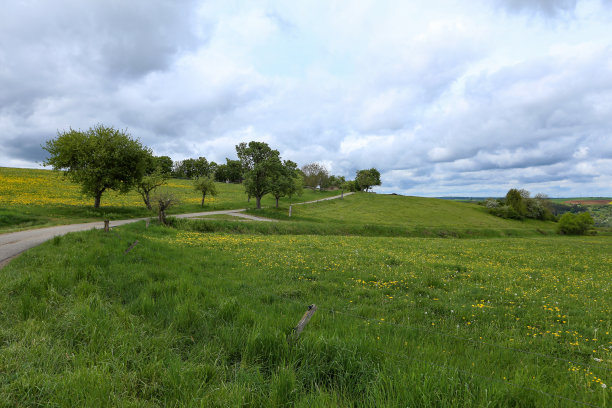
[[104, 220, 110, 232], [288, 304, 317, 342], [289, 205, 292, 217]]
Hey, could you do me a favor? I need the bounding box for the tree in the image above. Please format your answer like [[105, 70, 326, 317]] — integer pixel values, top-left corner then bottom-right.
[[154, 156, 173, 175], [153, 191, 178, 225], [173, 156, 212, 179], [135, 154, 170, 210], [236, 141, 282, 209], [355, 168, 381, 192], [137, 169, 168, 210], [215, 158, 243, 183], [194, 176, 218, 207], [270, 160, 302, 208], [301, 162, 329, 190], [505, 188, 527, 218], [43, 124, 150, 208]]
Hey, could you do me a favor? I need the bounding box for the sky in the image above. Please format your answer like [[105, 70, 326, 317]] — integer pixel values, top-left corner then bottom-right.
[[1, 0, 611, 197]]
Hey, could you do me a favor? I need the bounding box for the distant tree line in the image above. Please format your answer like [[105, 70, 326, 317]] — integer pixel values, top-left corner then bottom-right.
[[300, 163, 381, 193]]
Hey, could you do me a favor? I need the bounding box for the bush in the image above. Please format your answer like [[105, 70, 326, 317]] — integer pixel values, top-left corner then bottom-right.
[[557, 212, 594, 235], [489, 205, 523, 220]]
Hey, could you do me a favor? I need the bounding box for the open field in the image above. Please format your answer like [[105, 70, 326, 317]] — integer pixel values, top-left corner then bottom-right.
[[1, 221, 610, 407], [245, 193, 559, 237], [0, 167, 337, 233]]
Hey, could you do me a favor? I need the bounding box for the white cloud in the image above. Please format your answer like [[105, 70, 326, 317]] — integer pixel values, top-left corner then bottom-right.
[[1, 0, 612, 197]]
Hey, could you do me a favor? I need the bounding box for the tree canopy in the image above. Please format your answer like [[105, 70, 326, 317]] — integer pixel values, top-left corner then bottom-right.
[[236, 141, 282, 209], [270, 160, 302, 208], [355, 168, 381, 192], [43, 124, 150, 208], [193, 176, 218, 207]]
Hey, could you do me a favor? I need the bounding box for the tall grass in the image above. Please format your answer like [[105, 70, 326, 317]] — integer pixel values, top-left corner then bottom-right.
[[1, 222, 609, 406]]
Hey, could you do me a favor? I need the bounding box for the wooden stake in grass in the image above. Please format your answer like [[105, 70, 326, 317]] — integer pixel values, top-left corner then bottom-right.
[[124, 240, 139, 254], [104, 220, 110, 232], [290, 304, 317, 341]]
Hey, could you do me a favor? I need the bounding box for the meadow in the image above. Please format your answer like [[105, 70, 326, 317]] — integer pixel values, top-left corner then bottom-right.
[[0, 167, 337, 233], [0, 220, 610, 407], [245, 193, 559, 237]]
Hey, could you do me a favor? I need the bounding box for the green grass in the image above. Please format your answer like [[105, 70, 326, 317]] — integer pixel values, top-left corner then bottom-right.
[[0, 167, 338, 233], [245, 193, 558, 237], [1, 222, 610, 406]]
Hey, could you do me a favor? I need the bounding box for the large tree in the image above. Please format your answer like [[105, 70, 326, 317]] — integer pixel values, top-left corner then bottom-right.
[[236, 141, 282, 209], [43, 124, 150, 208], [270, 160, 302, 208], [355, 168, 381, 192]]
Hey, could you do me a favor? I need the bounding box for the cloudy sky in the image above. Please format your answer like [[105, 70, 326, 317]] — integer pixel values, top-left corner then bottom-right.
[[1, 0, 611, 196]]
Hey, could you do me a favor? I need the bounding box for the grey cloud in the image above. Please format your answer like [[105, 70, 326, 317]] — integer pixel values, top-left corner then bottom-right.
[[493, 0, 579, 16]]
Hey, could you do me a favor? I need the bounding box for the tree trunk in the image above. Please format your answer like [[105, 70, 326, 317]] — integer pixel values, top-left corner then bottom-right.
[[94, 192, 102, 208], [201, 192, 206, 207], [256, 195, 262, 209], [145, 191, 152, 210], [275, 197, 279, 208]]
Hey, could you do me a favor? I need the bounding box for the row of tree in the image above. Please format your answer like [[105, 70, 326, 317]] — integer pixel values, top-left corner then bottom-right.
[[44, 125, 383, 210], [300, 163, 381, 192]]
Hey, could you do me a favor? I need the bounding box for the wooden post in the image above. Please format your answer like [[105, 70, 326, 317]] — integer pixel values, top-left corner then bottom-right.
[[124, 240, 139, 254], [289, 205, 292, 217], [104, 220, 110, 232], [145, 219, 150, 228], [291, 304, 317, 340]]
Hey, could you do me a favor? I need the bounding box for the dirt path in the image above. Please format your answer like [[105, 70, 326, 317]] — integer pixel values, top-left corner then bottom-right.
[[0, 192, 353, 268]]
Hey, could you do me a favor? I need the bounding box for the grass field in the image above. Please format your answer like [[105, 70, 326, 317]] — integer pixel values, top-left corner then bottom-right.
[[0, 167, 338, 233], [245, 193, 559, 237], [1, 221, 610, 407]]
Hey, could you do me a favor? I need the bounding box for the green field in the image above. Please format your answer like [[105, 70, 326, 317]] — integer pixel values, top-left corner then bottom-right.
[[0, 167, 338, 233], [1, 225, 610, 405], [1, 168, 611, 406], [245, 193, 558, 237]]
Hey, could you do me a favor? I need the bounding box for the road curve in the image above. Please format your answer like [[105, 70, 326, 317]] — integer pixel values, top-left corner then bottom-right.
[[0, 192, 354, 268]]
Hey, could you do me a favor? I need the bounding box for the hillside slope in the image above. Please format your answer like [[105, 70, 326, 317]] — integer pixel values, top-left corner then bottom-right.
[[244, 193, 558, 237]]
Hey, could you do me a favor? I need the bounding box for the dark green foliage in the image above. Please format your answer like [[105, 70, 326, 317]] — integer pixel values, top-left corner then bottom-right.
[[154, 156, 174, 175], [505, 189, 527, 217], [215, 159, 244, 183], [43, 124, 151, 208], [270, 160, 303, 208], [172, 157, 212, 179], [355, 168, 381, 192], [488, 189, 555, 221], [557, 212, 594, 235], [237, 141, 283, 209]]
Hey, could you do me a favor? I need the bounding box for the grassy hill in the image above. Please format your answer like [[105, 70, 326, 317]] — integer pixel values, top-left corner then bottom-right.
[[236, 193, 558, 237]]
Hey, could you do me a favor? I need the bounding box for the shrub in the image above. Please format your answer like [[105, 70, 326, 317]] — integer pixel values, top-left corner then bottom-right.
[[489, 205, 523, 220], [557, 212, 594, 235]]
